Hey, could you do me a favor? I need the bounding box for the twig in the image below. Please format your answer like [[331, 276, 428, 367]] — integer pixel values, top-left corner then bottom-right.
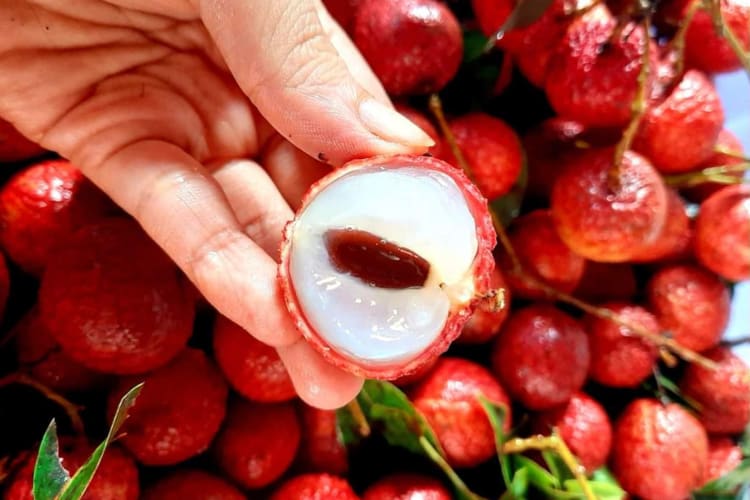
[[668, 0, 702, 77], [663, 162, 750, 187], [346, 399, 371, 438], [0, 373, 84, 434]]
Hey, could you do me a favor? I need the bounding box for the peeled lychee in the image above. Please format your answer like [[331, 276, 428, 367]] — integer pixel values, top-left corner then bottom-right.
[[142, 470, 245, 500], [353, 0, 463, 96], [363, 473, 451, 500], [0, 118, 45, 162], [279, 155, 496, 380], [107, 348, 228, 466], [39, 218, 195, 374], [270, 474, 358, 500], [298, 403, 349, 475]]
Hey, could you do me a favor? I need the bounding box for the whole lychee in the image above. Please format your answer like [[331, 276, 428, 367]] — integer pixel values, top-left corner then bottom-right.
[[298, 403, 349, 475], [270, 474, 359, 500], [680, 347, 750, 435], [107, 348, 228, 466], [0, 118, 45, 162], [0, 159, 115, 275], [646, 264, 730, 352], [212, 314, 295, 403], [611, 399, 708, 500], [279, 155, 496, 380], [39, 218, 195, 374], [684, 0, 750, 74], [213, 400, 301, 489], [694, 184, 750, 281], [550, 148, 668, 262], [531, 392, 613, 473], [702, 437, 743, 485], [410, 357, 512, 468], [458, 267, 510, 344], [363, 473, 451, 500], [631, 188, 692, 263], [142, 470, 245, 500], [3, 441, 139, 500], [353, 0, 463, 96]]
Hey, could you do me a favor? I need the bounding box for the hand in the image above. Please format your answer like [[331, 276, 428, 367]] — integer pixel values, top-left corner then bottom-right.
[[0, 0, 434, 408]]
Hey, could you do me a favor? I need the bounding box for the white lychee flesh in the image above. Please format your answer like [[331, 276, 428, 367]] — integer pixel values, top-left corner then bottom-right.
[[288, 165, 479, 366]]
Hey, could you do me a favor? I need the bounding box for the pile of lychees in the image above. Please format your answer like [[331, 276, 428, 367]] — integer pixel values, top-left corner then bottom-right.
[[1, 0, 750, 499]]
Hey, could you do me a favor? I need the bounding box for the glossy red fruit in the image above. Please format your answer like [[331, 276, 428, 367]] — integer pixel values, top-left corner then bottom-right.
[[270, 474, 358, 500], [459, 267, 511, 344], [395, 104, 444, 158], [214, 401, 301, 489], [142, 470, 245, 500], [685, 0, 750, 74], [353, 0, 462, 96], [684, 129, 746, 202], [584, 302, 660, 388], [550, 148, 668, 262], [3, 441, 139, 500], [702, 437, 743, 485], [298, 404, 349, 475], [574, 262, 638, 302], [0, 159, 114, 275], [39, 218, 195, 374], [0, 118, 45, 162], [107, 348, 228, 466], [500, 209, 586, 299], [470, 0, 514, 49], [14, 307, 105, 393], [694, 184, 750, 281], [631, 187, 692, 263], [411, 357, 512, 468], [363, 473, 451, 500], [279, 155, 496, 380], [634, 70, 724, 173], [646, 264, 730, 352], [323, 0, 363, 33], [532, 392, 613, 473], [212, 314, 295, 403], [680, 347, 750, 435], [611, 399, 708, 500], [545, 6, 655, 127], [492, 305, 589, 410], [442, 113, 524, 200]]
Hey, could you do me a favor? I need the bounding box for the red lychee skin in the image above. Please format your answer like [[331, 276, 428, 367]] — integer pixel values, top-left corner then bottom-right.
[[611, 399, 708, 500], [142, 470, 245, 500], [107, 348, 228, 466], [646, 264, 730, 352], [694, 184, 750, 281], [0, 159, 115, 275], [212, 314, 295, 403], [458, 267, 510, 344], [471, 0, 514, 49], [3, 441, 139, 500], [680, 347, 750, 435], [685, 0, 750, 74], [14, 307, 106, 393], [410, 357, 513, 468], [550, 148, 668, 262], [634, 70, 724, 174], [500, 209, 586, 299], [214, 400, 301, 489], [0, 118, 45, 162], [323, 0, 363, 33], [574, 262, 638, 302], [363, 473, 451, 500], [298, 403, 349, 475], [684, 129, 746, 202], [531, 392, 613, 473], [39, 218, 195, 374], [491, 304, 590, 410], [631, 187, 692, 263], [545, 6, 656, 127], [702, 437, 743, 486], [270, 474, 359, 500], [394, 104, 444, 158], [441, 113, 524, 200], [279, 154, 496, 380], [392, 356, 438, 387], [523, 117, 619, 201], [353, 0, 463, 96], [584, 302, 660, 388]]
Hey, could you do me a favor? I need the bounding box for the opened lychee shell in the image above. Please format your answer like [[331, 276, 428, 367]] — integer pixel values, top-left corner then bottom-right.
[[279, 154, 496, 379]]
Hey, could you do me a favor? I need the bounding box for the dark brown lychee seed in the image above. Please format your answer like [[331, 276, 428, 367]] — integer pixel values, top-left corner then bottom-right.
[[324, 228, 430, 289]]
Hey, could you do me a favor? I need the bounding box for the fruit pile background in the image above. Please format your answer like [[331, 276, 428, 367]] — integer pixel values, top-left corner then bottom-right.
[[1, 0, 750, 499]]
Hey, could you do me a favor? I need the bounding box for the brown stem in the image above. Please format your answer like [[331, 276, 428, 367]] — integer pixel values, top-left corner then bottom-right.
[[0, 373, 84, 434], [663, 162, 750, 187], [668, 0, 701, 77], [713, 146, 750, 161], [709, 0, 750, 75], [502, 431, 595, 500], [428, 94, 476, 185], [346, 399, 371, 438]]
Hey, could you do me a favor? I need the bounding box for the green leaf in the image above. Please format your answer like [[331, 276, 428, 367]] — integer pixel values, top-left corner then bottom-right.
[[563, 479, 626, 500], [464, 30, 490, 63], [419, 437, 487, 500], [55, 383, 143, 500], [335, 404, 364, 448], [513, 455, 559, 490], [477, 396, 513, 487], [739, 421, 750, 457], [542, 450, 572, 483], [32, 420, 71, 500], [508, 467, 529, 498], [695, 458, 750, 496], [489, 159, 528, 227]]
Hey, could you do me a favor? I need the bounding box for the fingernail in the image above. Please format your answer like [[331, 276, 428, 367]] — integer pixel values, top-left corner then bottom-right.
[[359, 98, 435, 149]]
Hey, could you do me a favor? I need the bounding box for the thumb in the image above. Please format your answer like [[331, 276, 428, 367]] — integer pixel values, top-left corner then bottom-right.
[[198, 0, 434, 165]]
